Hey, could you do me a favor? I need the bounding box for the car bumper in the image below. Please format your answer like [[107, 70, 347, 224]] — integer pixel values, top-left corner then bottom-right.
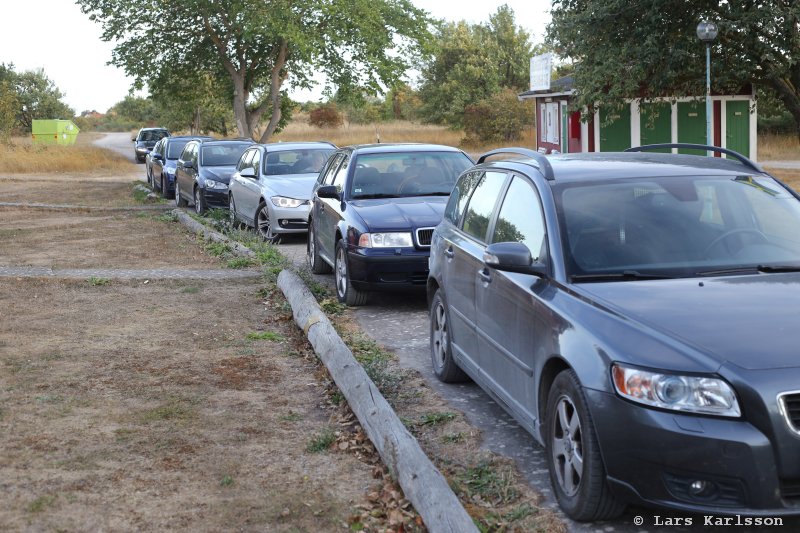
[[271, 205, 311, 235], [203, 188, 229, 209], [586, 389, 800, 515], [346, 247, 429, 291]]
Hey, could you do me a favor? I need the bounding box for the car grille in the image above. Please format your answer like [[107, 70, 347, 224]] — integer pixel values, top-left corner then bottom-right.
[[416, 227, 435, 247], [781, 479, 800, 503], [778, 392, 800, 435]]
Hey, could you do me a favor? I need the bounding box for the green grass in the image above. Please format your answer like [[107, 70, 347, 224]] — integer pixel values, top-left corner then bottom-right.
[[280, 411, 302, 422], [246, 331, 284, 342], [455, 461, 519, 506], [227, 256, 256, 269], [87, 277, 110, 286], [442, 432, 466, 444], [220, 475, 234, 487], [419, 412, 456, 427], [132, 185, 150, 204], [155, 212, 178, 223], [180, 286, 200, 294], [205, 241, 234, 258], [27, 494, 57, 513], [306, 429, 336, 453], [139, 397, 197, 424]]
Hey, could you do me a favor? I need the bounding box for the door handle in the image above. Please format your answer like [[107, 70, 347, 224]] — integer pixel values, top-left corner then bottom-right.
[[443, 247, 454, 259], [478, 268, 492, 284]]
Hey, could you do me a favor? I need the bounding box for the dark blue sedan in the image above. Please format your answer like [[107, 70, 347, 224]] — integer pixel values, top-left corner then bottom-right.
[[174, 138, 254, 214], [149, 135, 212, 198], [307, 144, 473, 305], [428, 145, 800, 521]]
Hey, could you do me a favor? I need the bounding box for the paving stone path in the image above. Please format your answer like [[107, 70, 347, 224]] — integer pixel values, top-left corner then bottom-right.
[[0, 266, 261, 280], [0, 202, 171, 211]]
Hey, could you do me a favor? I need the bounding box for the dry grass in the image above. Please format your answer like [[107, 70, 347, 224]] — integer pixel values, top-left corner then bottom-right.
[[0, 135, 133, 174], [768, 169, 800, 191], [758, 133, 800, 161], [271, 116, 537, 156]]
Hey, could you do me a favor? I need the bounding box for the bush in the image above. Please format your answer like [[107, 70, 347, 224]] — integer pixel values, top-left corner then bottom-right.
[[462, 88, 534, 144], [308, 104, 344, 128]]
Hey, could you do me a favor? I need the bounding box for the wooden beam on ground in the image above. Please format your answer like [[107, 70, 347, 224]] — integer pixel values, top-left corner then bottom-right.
[[173, 209, 256, 258], [277, 270, 478, 533]]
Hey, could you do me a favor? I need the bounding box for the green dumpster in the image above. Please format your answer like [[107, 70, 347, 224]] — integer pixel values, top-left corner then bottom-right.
[[31, 119, 80, 145]]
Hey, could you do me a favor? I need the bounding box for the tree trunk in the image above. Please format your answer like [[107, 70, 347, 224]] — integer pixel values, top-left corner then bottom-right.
[[257, 41, 288, 144]]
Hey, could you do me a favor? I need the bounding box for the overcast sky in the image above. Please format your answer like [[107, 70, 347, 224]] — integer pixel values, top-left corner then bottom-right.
[[0, 1, 552, 114]]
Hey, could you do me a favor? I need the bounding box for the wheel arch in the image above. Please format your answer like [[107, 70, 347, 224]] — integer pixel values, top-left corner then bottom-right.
[[538, 356, 572, 435]]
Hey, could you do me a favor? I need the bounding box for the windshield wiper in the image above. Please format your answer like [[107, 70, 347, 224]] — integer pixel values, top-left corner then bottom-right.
[[696, 264, 800, 276], [571, 270, 674, 282]]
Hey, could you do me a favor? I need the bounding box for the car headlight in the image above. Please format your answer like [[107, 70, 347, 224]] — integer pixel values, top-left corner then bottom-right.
[[357, 232, 414, 248], [611, 364, 740, 417], [271, 196, 307, 208], [205, 180, 228, 190]]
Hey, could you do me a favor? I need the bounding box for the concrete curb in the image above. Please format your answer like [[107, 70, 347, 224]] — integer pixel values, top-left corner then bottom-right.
[[172, 212, 478, 532]]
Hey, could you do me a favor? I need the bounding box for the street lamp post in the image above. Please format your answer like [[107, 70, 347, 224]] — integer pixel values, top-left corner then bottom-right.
[[697, 21, 718, 152]]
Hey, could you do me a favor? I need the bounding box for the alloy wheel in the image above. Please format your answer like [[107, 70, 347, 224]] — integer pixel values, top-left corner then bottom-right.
[[431, 301, 448, 371], [335, 245, 348, 299], [257, 204, 276, 241], [551, 395, 584, 497]]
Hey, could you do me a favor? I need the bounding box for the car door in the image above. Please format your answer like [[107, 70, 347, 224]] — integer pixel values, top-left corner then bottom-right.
[[230, 149, 254, 217], [235, 148, 260, 220], [175, 142, 195, 200], [445, 170, 509, 379], [315, 152, 347, 261], [476, 175, 550, 430]]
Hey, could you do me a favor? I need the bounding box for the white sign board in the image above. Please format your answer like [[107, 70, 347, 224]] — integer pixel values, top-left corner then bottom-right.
[[530, 53, 553, 91]]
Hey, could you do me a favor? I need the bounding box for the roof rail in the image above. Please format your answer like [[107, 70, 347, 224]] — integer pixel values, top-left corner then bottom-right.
[[625, 144, 763, 174], [477, 147, 555, 180]]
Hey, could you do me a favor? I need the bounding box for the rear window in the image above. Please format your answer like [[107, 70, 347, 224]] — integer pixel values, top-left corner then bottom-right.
[[349, 151, 472, 199], [166, 140, 190, 159], [138, 130, 168, 142]]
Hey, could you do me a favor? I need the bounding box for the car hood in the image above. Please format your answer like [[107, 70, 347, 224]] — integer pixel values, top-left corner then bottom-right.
[[262, 174, 317, 200], [202, 166, 238, 184], [349, 197, 447, 231], [578, 272, 800, 370]]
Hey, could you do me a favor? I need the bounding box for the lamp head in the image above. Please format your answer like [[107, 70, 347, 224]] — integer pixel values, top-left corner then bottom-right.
[[697, 21, 718, 43]]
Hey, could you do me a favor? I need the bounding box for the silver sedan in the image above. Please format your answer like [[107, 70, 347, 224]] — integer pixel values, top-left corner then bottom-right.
[[228, 142, 336, 242]]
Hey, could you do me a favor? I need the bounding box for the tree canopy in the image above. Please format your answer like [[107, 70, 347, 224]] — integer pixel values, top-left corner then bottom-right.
[[78, 0, 433, 141], [0, 63, 74, 135], [418, 5, 535, 127], [547, 0, 800, 135]]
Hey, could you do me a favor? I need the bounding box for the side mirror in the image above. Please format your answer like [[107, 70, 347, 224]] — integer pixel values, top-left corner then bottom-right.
[[317, 185, 340, 200], [483, 242, 548, 277], [153, 153, 164, 161], [131, 138, 136, 142], [240, 167, 257, 179], [182, 161, 195, 170]]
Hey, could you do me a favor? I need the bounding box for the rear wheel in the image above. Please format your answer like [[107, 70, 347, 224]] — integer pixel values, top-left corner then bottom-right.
[[335, 240, 368, 306], [545, 370, 625, 521], [429, 289, 468, 382], [307, 221, 332, 274], [228, 194, 241, 229]]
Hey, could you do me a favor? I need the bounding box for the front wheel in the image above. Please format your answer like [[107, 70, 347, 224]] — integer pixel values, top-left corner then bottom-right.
[[545, 370, 625, 521], [194, 187, 207, 215], [335, 240, 368, 306], [175, 181, 188, 207], [307, 221, 332, 274], [160, 176, 170, 199], [256, 202, 280, 243], [429, 290, 468, 382]]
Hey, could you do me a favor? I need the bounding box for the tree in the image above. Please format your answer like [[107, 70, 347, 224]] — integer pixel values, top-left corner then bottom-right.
[[78, 0, 433, 142], [0, 80, 19, 140], [547, 0, 800, 137], [463, 88, 535, 143], [0, 63, 74, 133], [419, 5, 533, 127]]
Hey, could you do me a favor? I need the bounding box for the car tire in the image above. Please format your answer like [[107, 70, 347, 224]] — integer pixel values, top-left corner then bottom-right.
[[429, 289, 469, 383], [228, 194, 244, 230], [256, 201, 279, 243], [147, 167, 153, 187], [194, 187, 207, 215], [160, 176, 170, 199], [175, 181, 188, 208], [307, 221, 332, 274], [545, 369, 625, 521], [335, 239, 368, 306]]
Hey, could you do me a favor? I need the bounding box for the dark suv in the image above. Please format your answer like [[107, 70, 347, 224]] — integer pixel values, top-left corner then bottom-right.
[[428, 145, 800, 520], [133, 127, 169, 163]]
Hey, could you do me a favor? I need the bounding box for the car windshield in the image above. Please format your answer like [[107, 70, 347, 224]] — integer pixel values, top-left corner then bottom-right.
[[166, 140, 191, 160], [263, 148, 335, 176], [139, 130, 168, 142], [555, 174, 800, 280], [349, 151, 473, 199], [201, 143, 251, 166]]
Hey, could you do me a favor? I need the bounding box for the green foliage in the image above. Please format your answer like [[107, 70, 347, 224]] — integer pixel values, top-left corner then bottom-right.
[[455, 460, 519, 505], [87, 277, 110, 286], [381, 82, 422, 121], [547, 0, 800, 135], [463, 88, 535, 143], [219, 475, 234, 487], [78, 0, 434, 141], [226, 256, 256, 269], [306, 428, 336, 453], [0, 63, 74, 133], [309, 103, 344, 128], [246, 331, 284, 342], [0, 79, 19, 141], [418, 411, 456, 426], [419, 6, 533, 127]]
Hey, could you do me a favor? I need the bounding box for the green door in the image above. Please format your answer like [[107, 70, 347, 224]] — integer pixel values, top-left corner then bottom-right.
[[677, 101, 706, 155], [640, 102, 671, 152], [726, 100, 750, 158], [599, 105, 631, 152]]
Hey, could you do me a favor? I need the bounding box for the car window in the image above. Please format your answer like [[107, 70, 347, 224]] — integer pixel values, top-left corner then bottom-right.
[[167, 139, 191, 160], [491, 176, 547, 261], [263, 149, 335, 176], [152, 139, 163, 156], [138, 130, 168, 142], [201, 143, 250, 166], [321, 153, 344, 185], [179, 142, 194, 162], [251, 150, 261, 175], [445, 171, 482, 225], [348, 151, 473, 199], [461, 171, 509, 242], [237, 149, 254, 172], [331, 154, 350, 192]]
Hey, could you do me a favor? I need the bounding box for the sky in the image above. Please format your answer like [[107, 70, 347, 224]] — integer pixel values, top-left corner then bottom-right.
[[0, 0, 552, 114]]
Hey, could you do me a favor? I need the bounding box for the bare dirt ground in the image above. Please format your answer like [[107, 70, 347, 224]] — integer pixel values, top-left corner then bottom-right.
[[0, 144, 565, 532]]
